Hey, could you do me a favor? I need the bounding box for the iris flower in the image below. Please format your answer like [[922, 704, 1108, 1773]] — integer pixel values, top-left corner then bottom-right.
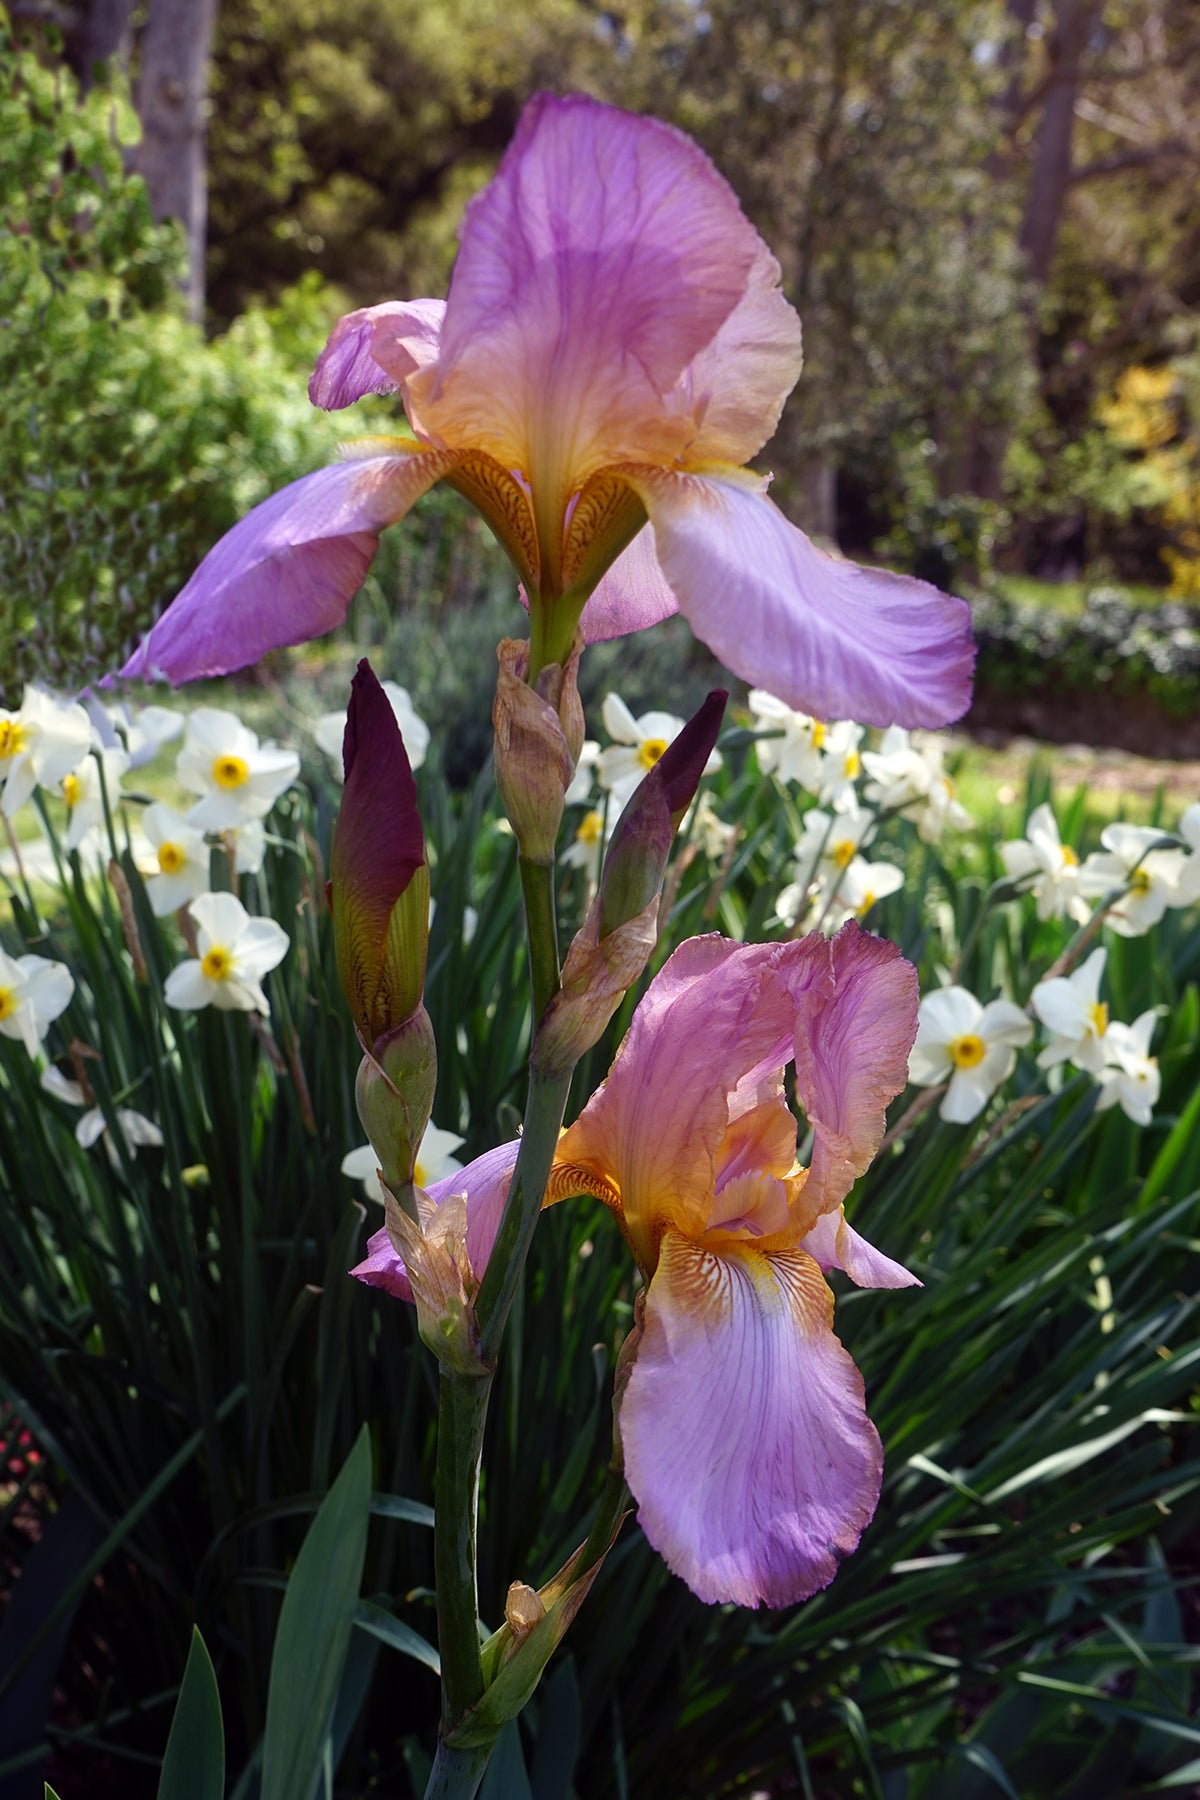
[[119, 95, 972, 729], [354, 924, 920, 1608]]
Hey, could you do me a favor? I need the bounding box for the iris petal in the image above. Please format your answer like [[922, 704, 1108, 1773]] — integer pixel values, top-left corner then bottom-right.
[[623, 1230, 883, 1608], [119, 452, 453, 684], [625, 465, 976, 729], [406, 93, 760, 486]]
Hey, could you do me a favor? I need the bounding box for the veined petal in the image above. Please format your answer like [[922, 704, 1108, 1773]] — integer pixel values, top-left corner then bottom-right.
[[679, 240, 804, 465], [557, 937, 803, 1255], [118, 452, 454, 684], [792, 924, 918, 1219], [408, 93, 759, 486], [577, 522, 681, 642], [624, 466, 975, 729], [622, 1231, 883, 1608], [799, 1207, 919, 1290], [308, 301, 433, 409], [350, 1140, 519, 1303]]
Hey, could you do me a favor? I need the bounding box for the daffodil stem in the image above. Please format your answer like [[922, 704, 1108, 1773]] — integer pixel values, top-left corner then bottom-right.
[[518, 853, 560, 1029], [434, 1369, 490, 1729]]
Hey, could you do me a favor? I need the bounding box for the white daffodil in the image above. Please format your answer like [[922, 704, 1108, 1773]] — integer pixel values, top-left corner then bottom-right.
[[1171, 801, 1200, 907], [40, 1065, 163, 1166], [0, 948, 74, 1057], [86, 697, 184, 769], [176, 708, 300, 831], [747, 689, 826, 791], [564, 739, 600, 806], [341, 1122, 466, 1202], [1078, 823, 1187, 936], [909, 985, 1033, 1124], [818, 854, 904, 930], [790, 804, 874, 891], [686, 792, 736, 861], [913, 765, 974, 844], [0, 687, 93, 818], [1031, 946, 1112, 1074], [164, 892, 289, 1016], [597, 693, 721, 812], [1000, 802, 1090, 923], [861, 726, 929, 811], [816, 720, 864, 813], [562, 808, 607, 885], [315, 681, 430, 776], [1095, 1011, 1161, 1126], [60, 748, 131, 853], [224, 817, 267, 876], [141, 803, 211, 917]]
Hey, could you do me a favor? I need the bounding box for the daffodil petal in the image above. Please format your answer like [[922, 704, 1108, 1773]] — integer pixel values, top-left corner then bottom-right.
[[118, 452, 453, 684], [622, 1231, 883, 1608], [625, 466, 975, 729]]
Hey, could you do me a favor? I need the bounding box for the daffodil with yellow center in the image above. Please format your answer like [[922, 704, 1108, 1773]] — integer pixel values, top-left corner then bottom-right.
[[1032, 948, 1115, 1078], [164, 893, 289, 1016], [175, 707, 299, 833], [910, 985, 1033, 1124]]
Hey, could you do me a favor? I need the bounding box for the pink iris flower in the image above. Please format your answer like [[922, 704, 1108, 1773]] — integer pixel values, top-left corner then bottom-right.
[[354, 923, 921, 1608], [120, 93, 972, 728]]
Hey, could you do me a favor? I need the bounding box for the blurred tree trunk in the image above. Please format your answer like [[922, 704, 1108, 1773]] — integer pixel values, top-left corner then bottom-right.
[[1018, 0, 1105, 282], [135, 0, 220, 321], [67, 0, 138, 88]]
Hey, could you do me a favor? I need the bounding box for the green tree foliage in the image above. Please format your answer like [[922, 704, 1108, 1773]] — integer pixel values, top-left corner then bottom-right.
[[0, 12, 351, 703], [206, 0, 634, 318]]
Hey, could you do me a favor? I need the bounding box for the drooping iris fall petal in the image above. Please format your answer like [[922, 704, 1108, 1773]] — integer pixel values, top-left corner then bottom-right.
[[622, 1231, 884, 1608], [621, 466, 976, 728], [120, 452, 451, 683]]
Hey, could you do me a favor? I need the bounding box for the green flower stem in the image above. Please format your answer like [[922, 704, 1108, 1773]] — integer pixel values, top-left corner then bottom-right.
[[518, 852, 560, 1030], [477, 1064, 574, 1366], [434, 1369, 491, 1727], [424, 1736, 493, 1800], [429, 839, 576, 1780]]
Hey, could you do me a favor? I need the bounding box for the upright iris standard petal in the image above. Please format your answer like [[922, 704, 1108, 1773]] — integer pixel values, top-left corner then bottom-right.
[[621, 1232, 884, 1609], [622, 466, 976, 727], [119, 451, 452, 683], [310, 300, 447, 410], [556, 938, 801, 1251], [792, 926, 919, 1218], [408, 92, 760, 483]]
